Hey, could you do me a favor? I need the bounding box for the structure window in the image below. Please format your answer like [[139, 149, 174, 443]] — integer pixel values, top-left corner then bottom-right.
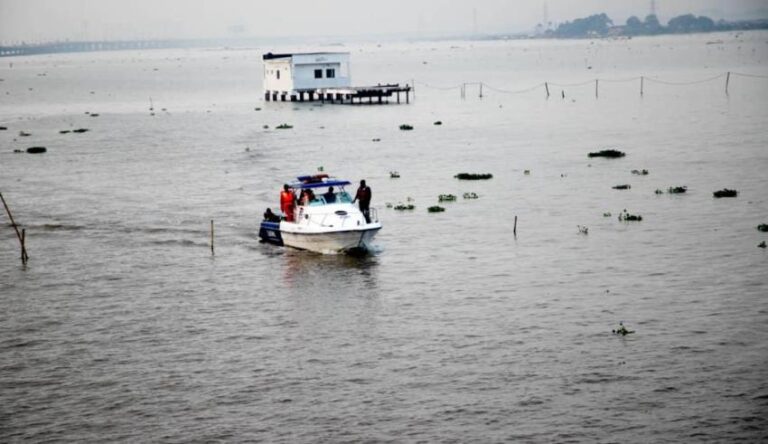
[[314, 69, 322, 79], [276, 69, 280, 79], [326, 69, 335, 78]]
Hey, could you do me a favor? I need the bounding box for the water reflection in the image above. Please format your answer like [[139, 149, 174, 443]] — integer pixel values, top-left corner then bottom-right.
[[281, 249, 379, 294]]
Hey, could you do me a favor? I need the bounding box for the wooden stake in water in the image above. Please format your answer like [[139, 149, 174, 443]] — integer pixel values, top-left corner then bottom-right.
[[0, 191, 29, 264], [21, 228, 27, 265], [513, 215, 518, 236], [545, 82, 550, 99], [725, 71, 730, 95], [595, 79, 599, 99], [640, 76, 644, 96], [210, 220, 214, 256]]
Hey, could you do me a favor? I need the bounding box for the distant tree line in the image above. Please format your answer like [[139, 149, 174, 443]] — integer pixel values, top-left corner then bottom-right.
[[549, 13, 768, 38]]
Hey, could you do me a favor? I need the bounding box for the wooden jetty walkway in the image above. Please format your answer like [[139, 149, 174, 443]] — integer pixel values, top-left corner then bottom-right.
[[265, 84, 412, 104]]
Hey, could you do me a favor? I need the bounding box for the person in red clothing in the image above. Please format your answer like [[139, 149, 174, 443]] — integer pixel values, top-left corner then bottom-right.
[[352, 179, 372, 223], [280, 184, 296, 221]]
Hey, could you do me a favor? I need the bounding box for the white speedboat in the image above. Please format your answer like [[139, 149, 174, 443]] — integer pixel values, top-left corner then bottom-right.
[[259, 175, 381, 254]]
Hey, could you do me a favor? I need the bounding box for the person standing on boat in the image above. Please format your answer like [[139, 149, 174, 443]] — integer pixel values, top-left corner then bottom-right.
[[352, 179, 372, 223], [280, 184, 296, 222]]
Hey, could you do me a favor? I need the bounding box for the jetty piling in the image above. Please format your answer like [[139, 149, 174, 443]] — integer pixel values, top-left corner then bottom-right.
[[210, 220, 214, 256]]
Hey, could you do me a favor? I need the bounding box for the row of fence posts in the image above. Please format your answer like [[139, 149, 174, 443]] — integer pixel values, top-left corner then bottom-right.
[[453, 72, 736, 100]]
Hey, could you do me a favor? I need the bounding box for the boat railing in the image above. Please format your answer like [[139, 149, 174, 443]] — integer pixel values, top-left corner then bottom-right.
[[368, 207, 379, 223]]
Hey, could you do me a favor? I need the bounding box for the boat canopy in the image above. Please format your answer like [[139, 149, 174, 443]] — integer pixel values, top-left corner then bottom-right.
[[290, 177, 351, 189]]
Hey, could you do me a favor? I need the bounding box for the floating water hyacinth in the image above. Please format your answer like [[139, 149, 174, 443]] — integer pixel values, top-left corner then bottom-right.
[[668, 186, 687, 194], [393, 204, 415, 211], [631, 169, 649, 175], [438, 194, 457, 202], [389, 171, 400, 178], [463, 192, 479, 199], [433, 121, 442, 125], [276, 123, 293, 129], [588, 149, 625, 158], [757, 224, 768, 232], [612, 184, 631, 190], [399, 124, 413, 130], [454, 173, 493, 180], [428, 206, 445, 213], [713, 188, 738, 198], [619, 209, 643, 221]]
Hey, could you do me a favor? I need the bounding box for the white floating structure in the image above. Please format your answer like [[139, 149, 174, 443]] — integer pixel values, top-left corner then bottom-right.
[[262, 51, 411, 104]]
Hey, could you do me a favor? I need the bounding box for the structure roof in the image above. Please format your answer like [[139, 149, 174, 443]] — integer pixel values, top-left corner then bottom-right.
[[263, 52, 349, 60]]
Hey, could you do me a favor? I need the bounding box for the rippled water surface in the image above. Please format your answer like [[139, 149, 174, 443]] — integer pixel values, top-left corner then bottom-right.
[[2, 32, 768, 442]]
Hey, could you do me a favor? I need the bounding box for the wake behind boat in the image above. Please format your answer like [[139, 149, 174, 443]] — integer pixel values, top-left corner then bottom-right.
[[259, 174, 381, 254]]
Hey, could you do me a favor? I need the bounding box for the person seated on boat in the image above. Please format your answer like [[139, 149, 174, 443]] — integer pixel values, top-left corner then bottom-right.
[[300, 189, 315, 206], [323, 186, 336, 204], [280, 184, 296, 222], [263, 208, 280, 222]]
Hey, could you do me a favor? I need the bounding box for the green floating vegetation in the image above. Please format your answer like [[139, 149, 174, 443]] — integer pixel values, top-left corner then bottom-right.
[[263, 125, 269, 129], [72, 128, 89, 133], [588, 149, 625, 158], [619, 209, 643, 221], [254, 107, 261, 111], [19, 131, 31, 137], [668, 186, 687, 194], [433, 121, 443, 125], [276, 123, 293, 129], [454, 173, 493, 180], [394, 204, 415, 211], [713, 188, 738, 198], [389, 171, 400, 178], [59, 130, 70, 134], [372, 138, 381, 142], [428, 206, 445, 213], [612, 184, 631, 190], [612, 322, 635, 336], [654, 189, 664, 194], [0, 126, 7, 130], [577, 225, 589, 235], [631, 169, 649, 175], [759, 241, 767, 249], [438, 194, 457, 202], [603, 212, 612, 217], [463, 192, 479, 199], [399, 124, 414, 130], [757, 224, 768, 232], [26, 146, 46, 154]]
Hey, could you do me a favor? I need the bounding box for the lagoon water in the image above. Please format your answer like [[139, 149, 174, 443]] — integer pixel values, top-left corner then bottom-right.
[[2, 32, 768, 442]]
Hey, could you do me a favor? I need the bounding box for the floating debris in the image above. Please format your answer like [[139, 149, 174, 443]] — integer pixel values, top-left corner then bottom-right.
[[0, 126, 7, 130], [524, 170, 531, 175], [577, 225, 589, 235], [588, 149, 625, 158], [619, 210, 643, 221], [385, 202, 393, 208], [612, 322, 635, 336], [389, 171, 400, 178], [263, 125, 269, 129], [603, 212, 612, 217], [668, 186, 687, 194], [433, 121, 442, 125], [372, 138, 381, 142], [427, 205, 445, 213], [26, 146, 47, 154], [13, 149, 23, 153], [399, 124, 414, 131], [654, 189, 664, 195], [612, 184, 631, 190], [713, 188, 738, 198], [59, 130, 71, 134], [72, 128, 89, 133], [759, 241, 767, 249], [631, 169, 649, 175], [276, 123, 293, 129], [454, 173, 493, 180], [462, 192, 479, 199], [90, 113, 100, 117], [438, 194, 457, 202], [254, 107, 261, 111], [757, 224, 768, 232], [18, 131, 31, 137], [394, 203, 415, 211]]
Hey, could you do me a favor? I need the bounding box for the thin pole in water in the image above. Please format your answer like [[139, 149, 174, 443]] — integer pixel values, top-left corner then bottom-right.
[[640, 76, 644, 97], [21, 228, 27, 265], [513, 215, 518, 237], [1, 191, 28, 264], [595, 79, 599, 99], [545, 82, 550, 99], [725, 71, 730, 95], [210, 220, 215, 256]]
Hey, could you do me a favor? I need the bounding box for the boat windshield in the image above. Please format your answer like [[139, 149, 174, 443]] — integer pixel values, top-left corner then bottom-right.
[[308, 190, 352, 206]]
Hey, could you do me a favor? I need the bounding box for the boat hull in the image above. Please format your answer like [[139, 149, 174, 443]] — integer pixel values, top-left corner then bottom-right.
[[280, 225, 381, 254]]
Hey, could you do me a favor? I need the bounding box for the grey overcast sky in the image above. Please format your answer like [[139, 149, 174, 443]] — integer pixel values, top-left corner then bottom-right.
[[1, 0, 766, 43]]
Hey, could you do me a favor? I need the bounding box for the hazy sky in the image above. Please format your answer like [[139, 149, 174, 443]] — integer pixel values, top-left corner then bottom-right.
[[1, 0, 767, 43]]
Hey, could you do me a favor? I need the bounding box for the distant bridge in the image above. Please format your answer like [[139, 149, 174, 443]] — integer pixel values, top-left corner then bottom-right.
[[0, 39, 201, 57]]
